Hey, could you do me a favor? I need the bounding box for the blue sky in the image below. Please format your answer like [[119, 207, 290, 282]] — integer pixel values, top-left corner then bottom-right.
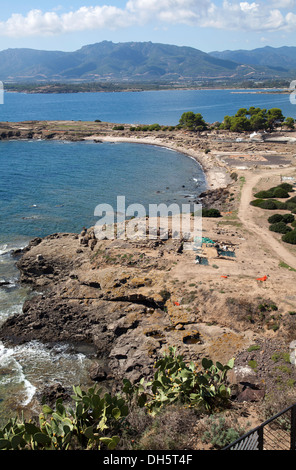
[[0, 1, 296, 52]]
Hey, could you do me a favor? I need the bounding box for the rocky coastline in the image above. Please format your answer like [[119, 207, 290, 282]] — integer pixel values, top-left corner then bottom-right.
[[0, 226, 217, 389], [1, 120, 296, 412]]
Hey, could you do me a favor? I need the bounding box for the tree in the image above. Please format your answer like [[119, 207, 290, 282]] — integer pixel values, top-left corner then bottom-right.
[[266, 108, 285, 131], [230, 116, 250, 132], [235, 108, 248, 117], [220, 106, 285, 133], [179, 111, 207, 131], [284, 117, 295, 130], [250, 110, 267, 131], [220, 115, 232, 130]]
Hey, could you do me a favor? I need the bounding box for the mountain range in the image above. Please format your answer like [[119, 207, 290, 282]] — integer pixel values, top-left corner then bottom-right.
[[210, 46, 296, 73], [0, 41, 295, 83]]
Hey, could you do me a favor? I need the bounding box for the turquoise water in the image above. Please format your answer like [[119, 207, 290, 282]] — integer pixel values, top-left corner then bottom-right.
[[0, 138, 206, 421], [0, 139, 205, 240]]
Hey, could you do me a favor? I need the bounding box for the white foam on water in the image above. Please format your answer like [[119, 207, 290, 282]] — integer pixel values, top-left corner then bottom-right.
[[0, 342, 36, 406], [5, 340, 92, 394], [0, 244, 8, 256]]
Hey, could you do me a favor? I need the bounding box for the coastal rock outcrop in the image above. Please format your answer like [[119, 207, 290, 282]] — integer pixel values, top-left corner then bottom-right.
[[0, 228, 192, 385], [0, 223, 255, 389]]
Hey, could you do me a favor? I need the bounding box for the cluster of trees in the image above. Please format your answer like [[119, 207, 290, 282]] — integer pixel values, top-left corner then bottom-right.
[[179, 107, 295, 133], [220, 107, 294, 132]]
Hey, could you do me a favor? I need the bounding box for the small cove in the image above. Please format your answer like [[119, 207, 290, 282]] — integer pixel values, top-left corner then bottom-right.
[[0, 138, 207, 422]]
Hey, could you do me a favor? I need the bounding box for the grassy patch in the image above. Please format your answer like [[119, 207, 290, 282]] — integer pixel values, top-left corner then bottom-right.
[[278, 261, 296, 272]]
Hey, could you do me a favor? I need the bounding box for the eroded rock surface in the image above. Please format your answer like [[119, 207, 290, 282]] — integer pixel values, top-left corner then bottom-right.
[[0, 225, 254, 388]]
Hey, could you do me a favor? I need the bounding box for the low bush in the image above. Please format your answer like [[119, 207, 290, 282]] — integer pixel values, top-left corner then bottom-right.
[[272, 187, 290, 198], [254, 190, 274, 198], [285, 202, 296, 211], [291, 220, 296, 228], [254, 185, 290, 199], [282, 230, 296, 244], [272, 200, 288, 210], [287, 196, 296, 204], [269, 222, 292, 234], [278, 183, 294, 192], [282, 213, 295, 224], [201, 416, 245, 450], [268, 214, 284, 224], [250, 198, 265, 207], [251, 199, 287, 210], [202, 208, 221, 217], [124, 347, 234, 415], [258, 200, 278, 210]]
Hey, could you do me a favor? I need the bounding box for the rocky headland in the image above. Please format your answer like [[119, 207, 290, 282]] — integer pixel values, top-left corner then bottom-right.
[[1, 120, 296, 416]]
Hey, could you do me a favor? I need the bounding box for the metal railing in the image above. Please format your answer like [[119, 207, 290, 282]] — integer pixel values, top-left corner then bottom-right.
[[224, 403, 296, 450]]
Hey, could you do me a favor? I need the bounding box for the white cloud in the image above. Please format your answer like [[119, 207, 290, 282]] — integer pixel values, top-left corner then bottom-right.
[[239, 2, 259, 13], [0, 1, 295, 37]]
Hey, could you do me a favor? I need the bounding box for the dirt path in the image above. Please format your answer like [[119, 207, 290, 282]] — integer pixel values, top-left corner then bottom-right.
[[238, 168, 296, 270]]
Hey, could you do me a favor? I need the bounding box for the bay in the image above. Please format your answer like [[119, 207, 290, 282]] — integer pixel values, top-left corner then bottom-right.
[[0, 86, 294, 423], [0, 139, 205, 240], [0, 138, 206, 422], [1, 88, 295, 125]]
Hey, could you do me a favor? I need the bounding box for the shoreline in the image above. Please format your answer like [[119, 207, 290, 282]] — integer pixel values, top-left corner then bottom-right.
[[0, 119, 235, 191], [83, 133, 231, 191], [1, 118, 296, 193], [4, 86, 290, 95]]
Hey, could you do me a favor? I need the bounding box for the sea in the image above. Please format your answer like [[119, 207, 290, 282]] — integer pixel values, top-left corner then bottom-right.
[[0, 88, 295, 422]]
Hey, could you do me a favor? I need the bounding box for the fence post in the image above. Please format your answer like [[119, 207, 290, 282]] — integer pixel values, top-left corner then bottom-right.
[[290, 405, 296, 450], [258, 427, 264, 450]]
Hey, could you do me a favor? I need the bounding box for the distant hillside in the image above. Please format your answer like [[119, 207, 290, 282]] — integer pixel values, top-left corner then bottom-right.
[[0, 41, 293, 83], [210, 46, 296, 73]]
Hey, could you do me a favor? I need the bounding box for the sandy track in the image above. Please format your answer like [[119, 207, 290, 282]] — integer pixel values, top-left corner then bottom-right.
[[238, 168, 296, 270]]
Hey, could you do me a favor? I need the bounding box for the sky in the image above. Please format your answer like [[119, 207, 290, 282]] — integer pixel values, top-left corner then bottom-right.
[[0, 1, 296, 53]]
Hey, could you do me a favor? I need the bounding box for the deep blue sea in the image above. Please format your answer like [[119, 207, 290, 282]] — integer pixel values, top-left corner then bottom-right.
[[0, 88, 294, 422], [2, 88, 296, 124]]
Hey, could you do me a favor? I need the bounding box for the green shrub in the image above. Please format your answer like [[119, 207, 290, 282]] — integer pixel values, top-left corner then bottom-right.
[[258, 200, 278, 210], [285, 202, 296, 211], [0, 348, 236, 451], [148, 123, 161, 131], [113, 125, 125, 130], [291, 220, 296, 228], [269, 222, 292, 234], [282, 213, 295, 224], [250, 198, 265, 207], [124, 347, 234, 415], [254, 186, 289, 199], [272, 200, 288, 209], [287, 196, 296, 204], [278, 183, 294, 192], [202, 208, 221, 217], [0, 385, 128, 450], [254, 190, 274, 198], [272, 187, 290, 198], [282, 230, 296, 244], [251, 199, 289, 210], [201, 416, 245, 450], [247, 344, 261, 352], [268, 214, 284, 224]]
